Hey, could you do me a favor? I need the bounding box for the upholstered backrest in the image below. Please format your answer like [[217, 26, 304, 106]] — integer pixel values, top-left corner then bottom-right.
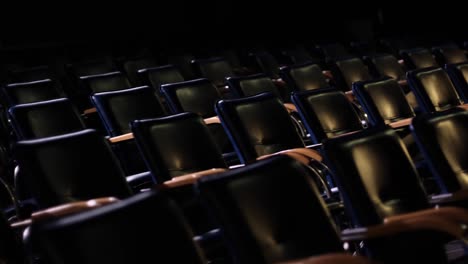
[[292, 88, 363, 144], [92, 86, 166, 136], [192, 57, 235, 87], [332, 57, 372, 91], [80, 71, 131, 94], [323, 128, 430, 226], [197, 155, 342, 263], [367, 54, 406, 81], [353, 77, 415, 126], [411, 108, 468, 192], [401, 48, 438, 70], [226, 73, 282, 99], [3, 79, 65, 106], [280, 62, 329, 92], [131, 113, 226, 182], [9, 98, 86, 140], [216, 92, 304, 164]]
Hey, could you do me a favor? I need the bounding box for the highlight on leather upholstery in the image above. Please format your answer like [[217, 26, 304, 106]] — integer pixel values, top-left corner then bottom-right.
[[323, 127, 430, 227], [138, 64, 185, 92], [131, 112, 227, 183], [411, 108, 468, 193], [79, 71, 131, 94], [226, 73, 284, 99], [353, 77, 415, 126], [191, 57, 235, 87], [215, 92, 304, 164], [8, 65, 53, 83], [31, 191, 206, 264], [292, 88, 364, 144], [15, 129, 132, 208], [92, 86, 166, 136], [8, 98, 86, 140], [330, 56, 372, 92], [280, 62, 329, 92], [196, 155, 342, 263], [407, 67, 462, 113], [3, 79, 65, 106], [400, 48, 438, 70], [432, 47, 467, 66], [365, 54, 406, 81], [446, 62, 468, 103]]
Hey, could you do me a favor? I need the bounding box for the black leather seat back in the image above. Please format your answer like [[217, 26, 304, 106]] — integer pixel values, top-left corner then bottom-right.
[[446, 62, 468, 103], [292, 88, 363, 144], [226, 73, 282, 99], [433, 47, 467, 65], [92, 86, 166, 136], [216, 92, 304, 164], [3, 79, 65, 106], [161, 78, 221, 117], [138, 65, 185, 91], [401, 48, 438, 70], [367, 54, 406, 81], [324, 128, 430, 226], [32, 191, 205, 264], [9, 98, 86, 140], [123, 58, 157, 86], [192, 57, 235, 87], [16, 129, 132, 208], [331, 56, 372, 91], [197, 155, 342, 263], [411, 108, 468, 192], [280, 62, 329, 92], [80, 72, 131, 94], [131, 113, 227, 182], [407, 67, 462, 113], [353, 77, 415, 126]]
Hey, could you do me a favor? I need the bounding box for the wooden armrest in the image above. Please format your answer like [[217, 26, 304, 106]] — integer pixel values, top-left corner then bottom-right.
[[11, 197, 118, 228], [322, 70, 333, 80], [344, 90, 355, 101], [388, 117, 412, 128], [430, 189, 468, 204], [341, 217, 464, 242], [384, 206, 468, 226], [258, 151, 310, 166], [281, 148, 323, 162], [457, 104, 468, 110], [276, 253, 373, 264], [397, 79, 408, 86], [204, 116, 221, 125], [160, 168, 227, 188], [82, 107, 97, 115], [109, 132, 134, 143], [283, 103, 297, 113]]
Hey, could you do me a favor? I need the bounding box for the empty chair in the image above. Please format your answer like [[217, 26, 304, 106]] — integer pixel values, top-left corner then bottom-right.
[[196, 155, 344, 263], [411, 108, 468, 194], [215, 92, 307, 164], [226, 73, 286, 101], [137, 64, 185, 91], [161, 78, 234, 156], [364, 54, 407, 82], [31, 190, 205, 264], [323, 127, 465, 263], [131, 113, 227, 183], [250, 51, 282, 79], [316, 42, 351, 60], [80, 71, 131, 94], [123, 57, 157, 86], [168, 54, 196, 79], [292, 88, 364, 144], [400, 48, 438, 70], [191, 57, 236, 88], [280, 62, 329, 92], [3, 79, 65, 106], [446, 62, 468, 103], [8, 65, 54, 83], [66, 58, 117, 78], [282, 46, 317, 64], [92, 86, 166, 136], [15, 129, 132, 209], [433, 46, 467, 66], [8, 98, 86, 140], [352, 77, 415, 126], [329, 56, 372, 92], [407, 67, 462, 113]]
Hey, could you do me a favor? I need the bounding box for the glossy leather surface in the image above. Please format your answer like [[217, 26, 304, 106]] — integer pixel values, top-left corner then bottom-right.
[[407, 67, 461, 113], [401, 48, 437, 69], [280, 62, 328, 92], [446, 62, 468, 103], [123, 58, 157, 86], [131, 113, 227, 183], [368, 54, 406, 81], [3, 79, 65, 106], [192, 57, 235, 87], [353, 77, 415, 126], [9, 98, 86, 139], [80, 71, 131, 94], [292, 88, 363, 144], [227, 73, 282, 99], [216, 92, 304, 164], [16, 129, 132, 208], [333, 57, 372, 91], [92, 86, 166, 136], [32, 191, 205, 264], [411, 108, 468, 192], [138, 65, 184, 91], [324, 128, 430, 226], [197, 155, 342, 263]]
